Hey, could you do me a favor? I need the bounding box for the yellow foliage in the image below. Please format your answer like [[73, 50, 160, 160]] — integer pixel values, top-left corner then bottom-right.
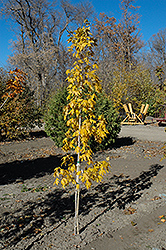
[[53, 20, 111, 190], [110, 64, 154, 113]]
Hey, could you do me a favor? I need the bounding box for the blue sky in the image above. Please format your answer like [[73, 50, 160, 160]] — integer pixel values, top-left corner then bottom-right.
[[0, 0, 166, 67]]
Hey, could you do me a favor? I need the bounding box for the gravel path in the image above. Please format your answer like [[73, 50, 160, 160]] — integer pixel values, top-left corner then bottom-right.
[[119, 124, 166, 142], [0, 125, 166, 250]]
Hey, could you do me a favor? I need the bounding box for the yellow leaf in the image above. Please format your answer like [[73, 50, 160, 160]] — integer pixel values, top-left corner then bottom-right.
[[77, 171, 81, 175], [53, 178, 59, 185]]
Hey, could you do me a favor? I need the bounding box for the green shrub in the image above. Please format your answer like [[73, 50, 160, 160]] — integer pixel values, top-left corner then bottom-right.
[[44, 88, 68, 147], [89, 92, 121, 151], [44, 88, 121, 150], [0, 85, 41, 141]]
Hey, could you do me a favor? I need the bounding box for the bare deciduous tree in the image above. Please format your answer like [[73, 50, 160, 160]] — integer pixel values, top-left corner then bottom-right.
[[0, 0, 94, 106], [118, 0, 144, 70], [149, 29, 166, 66], [147, 29, 166, 89], [93, 0, 143, 95]]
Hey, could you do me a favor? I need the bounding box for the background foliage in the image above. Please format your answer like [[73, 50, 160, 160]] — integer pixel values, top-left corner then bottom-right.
[[0, 0, 166, 142], [0, 84, 41, 140]]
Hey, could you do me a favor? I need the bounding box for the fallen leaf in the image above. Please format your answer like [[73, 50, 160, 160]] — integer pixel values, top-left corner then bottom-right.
[[131, 221, 137, 226], [151, 196, 161, 201], [25, 215, 31, 218], [124, 207, 136, 215], [34, 228, 41, 234], [40, 214, 45, 217], [23, 236, 28, 240], [33, 214, 38, 218], [148, 229, 154, 232], [159, 215, 166, 222], [159, 215, 165, 219]]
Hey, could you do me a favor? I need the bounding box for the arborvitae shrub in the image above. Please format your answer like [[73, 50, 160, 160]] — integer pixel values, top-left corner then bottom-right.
[[89, 92, 121, 151], [44, 88, 68, 147], [44, 88, 121, 150]]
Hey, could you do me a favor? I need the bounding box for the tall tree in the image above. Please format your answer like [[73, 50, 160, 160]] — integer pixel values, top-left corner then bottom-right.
[[147, 29, 166, 89], [0, 0, 94, 106], [148, 29, 166, 66], [94, 0, 143, 71], [53, 21, 110, 235], [118, 0, 143, 70], [93, 13, 117, 93], [94, 0, 144, 108]]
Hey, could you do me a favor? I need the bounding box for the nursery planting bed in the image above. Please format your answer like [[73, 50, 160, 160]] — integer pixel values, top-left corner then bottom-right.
[[0, 125, 166, 249]]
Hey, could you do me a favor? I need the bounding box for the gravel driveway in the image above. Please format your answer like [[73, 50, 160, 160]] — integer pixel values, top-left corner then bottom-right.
[[119, 125, 166, 142]]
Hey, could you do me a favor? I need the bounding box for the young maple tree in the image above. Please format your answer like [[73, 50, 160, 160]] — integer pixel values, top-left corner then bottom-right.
[[53, 20, 111, 235], [0, 68, 41, 140], [0, 68, 26, 109]]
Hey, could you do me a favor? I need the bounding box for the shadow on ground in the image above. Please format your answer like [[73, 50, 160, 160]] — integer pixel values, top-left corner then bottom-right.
[[0, 163, 164, 248], [0, 136, 135, 185], [0, 155, 62, 185], [79, 163, 164, 233], [112, 136, 136, 148]]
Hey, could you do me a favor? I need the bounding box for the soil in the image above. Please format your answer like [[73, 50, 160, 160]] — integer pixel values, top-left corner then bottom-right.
[[0, 125, 166, 250]]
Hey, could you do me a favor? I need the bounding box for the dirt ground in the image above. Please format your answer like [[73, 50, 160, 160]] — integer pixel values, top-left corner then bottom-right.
[[0, 125, 166, 250]]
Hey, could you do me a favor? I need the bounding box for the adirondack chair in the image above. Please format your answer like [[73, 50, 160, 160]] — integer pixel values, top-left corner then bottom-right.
[[138, 104, 149, 122], [121, 103, 149, 125]]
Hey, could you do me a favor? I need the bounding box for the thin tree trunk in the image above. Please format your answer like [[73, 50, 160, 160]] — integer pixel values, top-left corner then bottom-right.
[[0, 91, 12, 109], [0, 96, 9, 109], [74, 113, 81, 235]]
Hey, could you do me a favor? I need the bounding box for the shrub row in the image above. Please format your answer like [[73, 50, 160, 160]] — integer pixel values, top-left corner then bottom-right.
[[1, 82, 121, 149]]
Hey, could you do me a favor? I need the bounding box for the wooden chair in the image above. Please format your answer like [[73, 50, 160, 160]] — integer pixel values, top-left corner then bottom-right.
[[138, 104, 149, 122], [121, 103, 149, 125]]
